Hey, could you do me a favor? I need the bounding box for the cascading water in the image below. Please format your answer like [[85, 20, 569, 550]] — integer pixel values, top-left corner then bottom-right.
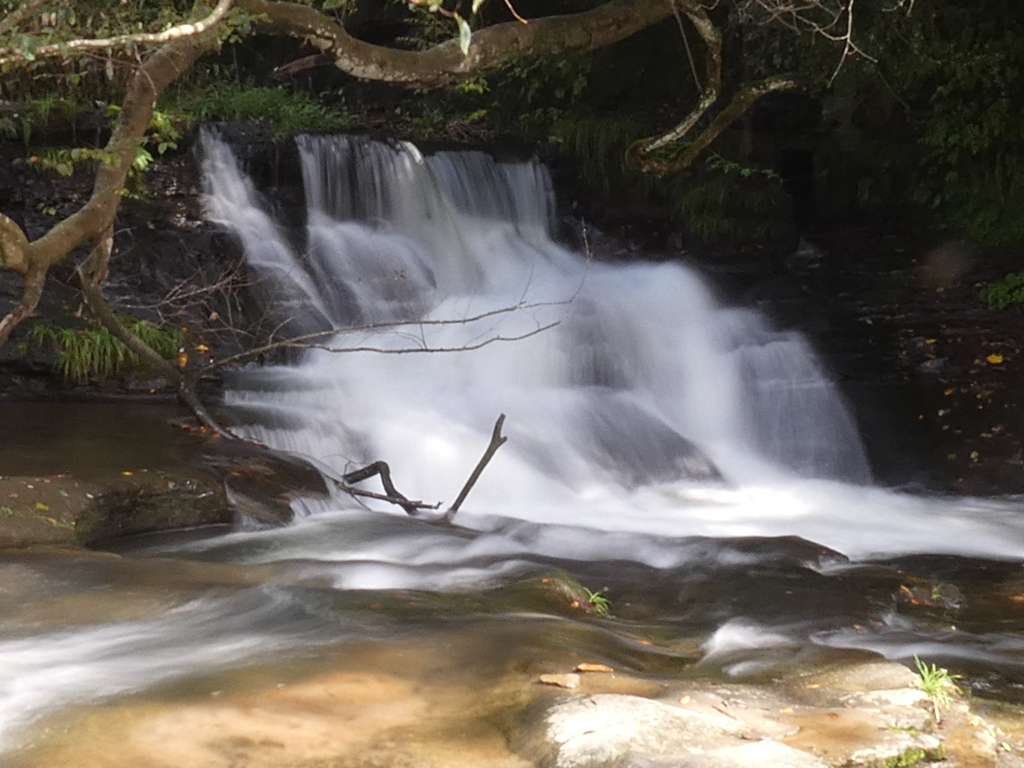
[[195, 130, 1024, 564], [9, 133, 1024, 761], [204, 132, 870, 499]]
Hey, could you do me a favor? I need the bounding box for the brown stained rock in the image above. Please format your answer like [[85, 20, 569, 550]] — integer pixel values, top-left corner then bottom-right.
[[201, 440, 332, 525], [15, 666, 533, 768], [513, 660, 990, 768]]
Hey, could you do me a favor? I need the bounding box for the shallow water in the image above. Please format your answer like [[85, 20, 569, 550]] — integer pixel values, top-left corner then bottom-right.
[[0, 401, 195, 480]]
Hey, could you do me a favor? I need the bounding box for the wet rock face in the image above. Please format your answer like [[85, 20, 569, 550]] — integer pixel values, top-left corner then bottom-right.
[[73, 476, 232, 546], [201, 440, 332, 526], [0, 444, 334, 548]]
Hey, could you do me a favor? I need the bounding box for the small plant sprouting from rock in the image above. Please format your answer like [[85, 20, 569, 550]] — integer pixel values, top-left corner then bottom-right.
[[583, 586, 611, 616], [548, 572, 612, 616], [914, 655, 961, 723]]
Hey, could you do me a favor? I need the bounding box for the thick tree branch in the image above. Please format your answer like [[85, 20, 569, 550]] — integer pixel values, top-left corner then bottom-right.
[[632, 3, 722, 159], [0, 29, 222, 351], [633, 73, 802, 174], [0, 268, 45, 349], [239, 0, 677, 85], [0, 0, 233, 66], [78, 264, 177, 380], [624, 3, 801, 174], [0, 213, 29, 272]]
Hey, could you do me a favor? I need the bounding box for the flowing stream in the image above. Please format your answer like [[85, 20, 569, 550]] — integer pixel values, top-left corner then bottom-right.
[[5, 132, 1024, 762]]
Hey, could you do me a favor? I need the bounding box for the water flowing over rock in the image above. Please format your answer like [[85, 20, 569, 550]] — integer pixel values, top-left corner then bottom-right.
[[202, 130, 871, 503]]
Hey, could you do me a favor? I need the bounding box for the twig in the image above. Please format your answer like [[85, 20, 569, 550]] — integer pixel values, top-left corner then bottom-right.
[[446, 414, 508, 521], [337, 483, 440, 512], [502, 0, 529, 24], [204, 321, 559, 370], [671, 0, 702, 92]]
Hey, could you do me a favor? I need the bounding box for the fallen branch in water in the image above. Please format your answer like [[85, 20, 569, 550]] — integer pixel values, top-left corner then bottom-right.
[[338, 461, 436, 516], [330, 414, 508, 521], [446, 414, 508, 521]]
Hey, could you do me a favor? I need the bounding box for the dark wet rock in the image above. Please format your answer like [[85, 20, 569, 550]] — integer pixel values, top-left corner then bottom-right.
[[201, 440, 332, 525], [74, 473, 231, 546], [581, 397, 722, 485]]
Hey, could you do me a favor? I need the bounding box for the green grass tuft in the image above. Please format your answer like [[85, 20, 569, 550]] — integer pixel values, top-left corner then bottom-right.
[[914, 655, 961, 723], [29, 317, 185, 382]]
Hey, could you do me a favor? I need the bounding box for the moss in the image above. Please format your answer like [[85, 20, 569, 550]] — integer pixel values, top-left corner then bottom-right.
[[878, 743, 945, 768]]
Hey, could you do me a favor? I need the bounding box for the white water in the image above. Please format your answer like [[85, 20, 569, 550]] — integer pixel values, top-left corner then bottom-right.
[[201, 131, 1024, 564]]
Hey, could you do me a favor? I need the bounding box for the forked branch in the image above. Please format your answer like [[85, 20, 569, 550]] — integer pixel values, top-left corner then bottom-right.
[[331, 414, 509, 521]]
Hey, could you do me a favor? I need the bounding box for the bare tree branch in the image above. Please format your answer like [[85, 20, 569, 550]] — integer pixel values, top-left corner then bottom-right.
[[0, 0, 49, 38], [447, 414, 507, 519], [219, 322, 560, 360], [202, 301, 564, 370], [0, 0, 234, 66]]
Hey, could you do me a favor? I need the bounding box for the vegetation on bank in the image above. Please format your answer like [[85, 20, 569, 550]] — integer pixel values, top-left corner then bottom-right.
[[26, 317, 186, 383]]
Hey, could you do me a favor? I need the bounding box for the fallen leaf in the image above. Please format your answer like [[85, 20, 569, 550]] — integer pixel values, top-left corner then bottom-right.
[[35, 502, 49, 511], [121, 471, 134, 476], [804, 684, 820, 689], [538, 673, 580, 689], [575, 663, 614, 673], [828, 712, 840, 719], [780, 707, 794, 714], [988, 354, 1005, 365]]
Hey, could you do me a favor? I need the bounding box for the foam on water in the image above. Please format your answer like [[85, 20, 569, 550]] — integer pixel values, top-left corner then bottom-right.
[[201, 130, 1024, 565]]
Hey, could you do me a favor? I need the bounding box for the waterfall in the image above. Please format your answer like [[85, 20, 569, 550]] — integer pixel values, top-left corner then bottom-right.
[[201, 131, 870, 517]]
